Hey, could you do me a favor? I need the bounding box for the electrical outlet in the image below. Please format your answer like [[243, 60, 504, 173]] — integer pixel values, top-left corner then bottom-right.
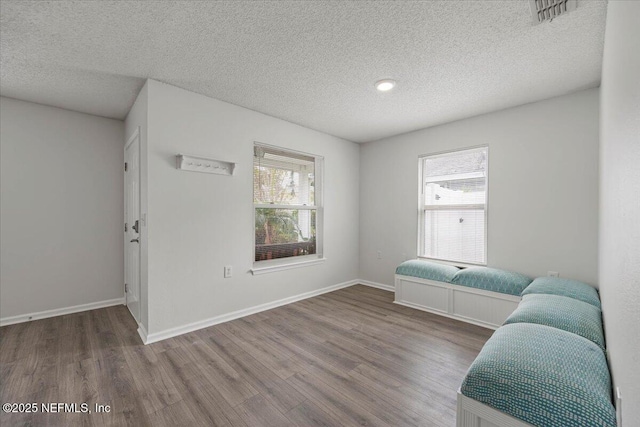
[[224, 265, 232, 278], [547, 271, 559, 277]]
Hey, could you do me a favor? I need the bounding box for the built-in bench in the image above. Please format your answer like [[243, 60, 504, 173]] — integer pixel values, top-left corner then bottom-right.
[[457, 276, 617, 427], [394, 260, 617, 426], [394, 260, 532, 329]]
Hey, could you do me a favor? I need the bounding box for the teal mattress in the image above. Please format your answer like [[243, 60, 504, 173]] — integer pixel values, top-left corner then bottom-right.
[[521, 276, 601, 309], [461, 323, 616, 427], [452, 267, 532, 296], [395, 259, 460, 283], [504, 294, 605, 351]]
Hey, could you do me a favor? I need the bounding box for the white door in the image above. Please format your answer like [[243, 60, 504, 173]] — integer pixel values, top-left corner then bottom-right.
[[124, 130, 141, 323]]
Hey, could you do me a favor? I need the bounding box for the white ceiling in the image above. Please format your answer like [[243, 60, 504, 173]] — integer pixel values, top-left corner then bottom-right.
[[0, 1, 607, 143]]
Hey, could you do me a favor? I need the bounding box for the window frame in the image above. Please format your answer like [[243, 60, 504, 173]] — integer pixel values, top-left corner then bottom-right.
[[251, 142, 324, 275], [417, 145, 489, 267]]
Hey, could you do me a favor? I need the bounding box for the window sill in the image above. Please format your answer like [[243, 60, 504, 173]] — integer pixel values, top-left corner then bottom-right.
[[251, 257, 326, 275]]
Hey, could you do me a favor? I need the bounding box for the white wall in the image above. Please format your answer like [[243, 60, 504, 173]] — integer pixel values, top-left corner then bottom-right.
[[360, 89, 600, 286], [0, 97, 124, 321], [144, 80, 360, 335], [599, 1, 640, 423]]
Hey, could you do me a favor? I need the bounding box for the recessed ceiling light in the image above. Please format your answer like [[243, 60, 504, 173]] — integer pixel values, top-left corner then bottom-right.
[[375, 79, 396, 92]]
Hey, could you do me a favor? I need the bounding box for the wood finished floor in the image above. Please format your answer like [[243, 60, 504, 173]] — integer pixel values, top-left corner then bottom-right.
[[0, 285, 493, 427]]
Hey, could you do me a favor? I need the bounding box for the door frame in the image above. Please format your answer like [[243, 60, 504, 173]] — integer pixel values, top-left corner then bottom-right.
[[124, 127, 141, 324]]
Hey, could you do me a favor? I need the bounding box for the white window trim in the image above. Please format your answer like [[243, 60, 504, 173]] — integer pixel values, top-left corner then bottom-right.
[[254, 204, 317, 210], [417, 145, 489, 266], [252, 142, 324, 271]]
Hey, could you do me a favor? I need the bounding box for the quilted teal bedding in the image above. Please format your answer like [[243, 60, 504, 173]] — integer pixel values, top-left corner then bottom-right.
[[395, 259, 460, 283], [460, 323, 616, 427], [452, 266, 532, 296], [504, 294, 605, 351], [521, 276, 601, 309], [395, 260, 532, 296]]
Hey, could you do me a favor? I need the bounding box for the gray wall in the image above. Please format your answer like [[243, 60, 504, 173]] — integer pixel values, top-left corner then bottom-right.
[[143, 80, 360, 336], [359, 89, 600, 286], [599, 1, 640, 422], [0, 97, 124, 321]]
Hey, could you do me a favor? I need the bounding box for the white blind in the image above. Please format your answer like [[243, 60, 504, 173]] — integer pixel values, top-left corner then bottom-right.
[[254, 146, 315, 206], [420, 147, 488, 264]]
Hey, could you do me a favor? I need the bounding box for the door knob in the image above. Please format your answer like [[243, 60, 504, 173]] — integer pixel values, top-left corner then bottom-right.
[[130, 238, 139, 243]]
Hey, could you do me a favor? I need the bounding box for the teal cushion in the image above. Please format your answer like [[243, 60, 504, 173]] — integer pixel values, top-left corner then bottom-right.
[[451, 267, 532, 296], [504, 294, 605, 351], [395, 260, 459, 283], [461, 323, 616, 427], [522, 276, 601, 309]]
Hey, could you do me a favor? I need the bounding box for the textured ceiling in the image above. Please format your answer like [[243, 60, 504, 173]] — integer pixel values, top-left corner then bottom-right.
[[0, 1, 607, 143]]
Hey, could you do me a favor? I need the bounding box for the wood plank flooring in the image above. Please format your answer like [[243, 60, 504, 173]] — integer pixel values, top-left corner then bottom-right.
[[0, 285, 493, 426]]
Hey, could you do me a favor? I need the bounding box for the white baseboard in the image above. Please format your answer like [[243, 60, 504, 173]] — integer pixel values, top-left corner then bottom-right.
[[0, 297, 125, 327], [358, 279, 395, 292], [137, 323, 149, 344], [143, 279, 359, 344]]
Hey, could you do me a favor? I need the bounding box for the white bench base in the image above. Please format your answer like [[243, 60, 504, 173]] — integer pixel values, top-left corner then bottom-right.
[[457, 391, 533, 427], [394, 274, 521, 329]]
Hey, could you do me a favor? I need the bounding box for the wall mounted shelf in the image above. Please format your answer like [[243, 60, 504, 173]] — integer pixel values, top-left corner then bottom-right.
[[176, 154, 235, 176]]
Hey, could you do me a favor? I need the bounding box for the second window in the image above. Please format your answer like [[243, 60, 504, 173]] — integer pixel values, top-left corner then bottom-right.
[[418, 146, 488, 265]]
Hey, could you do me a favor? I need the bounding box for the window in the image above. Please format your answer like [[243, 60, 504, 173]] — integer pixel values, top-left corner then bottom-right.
[[253, 144, 323, 266], [418, 146, 488, 265]]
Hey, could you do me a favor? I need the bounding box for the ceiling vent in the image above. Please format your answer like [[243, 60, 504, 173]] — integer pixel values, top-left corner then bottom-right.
[[529, 0, 577, 25]]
